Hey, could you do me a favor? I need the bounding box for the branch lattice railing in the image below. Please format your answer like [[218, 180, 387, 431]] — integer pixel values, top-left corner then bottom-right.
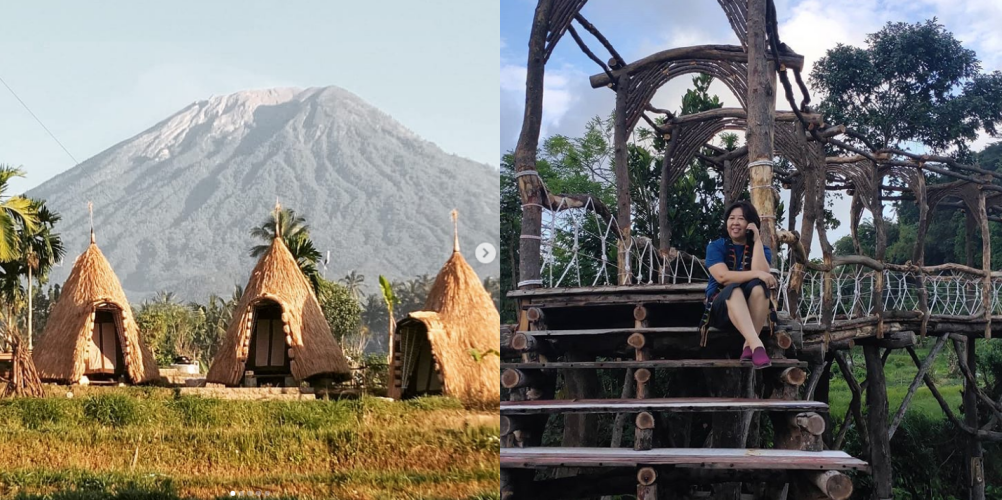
[[538, 204, 1002, 325], [790, 266, 1002, 325], [538, 200, 708, 287]]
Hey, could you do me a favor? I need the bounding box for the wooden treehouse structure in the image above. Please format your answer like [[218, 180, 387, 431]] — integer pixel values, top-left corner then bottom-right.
[[502, 1, 1002, 499]]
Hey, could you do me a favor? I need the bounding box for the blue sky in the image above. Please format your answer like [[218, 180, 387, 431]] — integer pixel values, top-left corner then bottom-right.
[[0, 1, 500, 194], [501, 0, 1002, 254]]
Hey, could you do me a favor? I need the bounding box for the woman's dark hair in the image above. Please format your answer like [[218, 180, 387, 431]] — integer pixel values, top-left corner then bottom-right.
[[721, 200, 761, 238]]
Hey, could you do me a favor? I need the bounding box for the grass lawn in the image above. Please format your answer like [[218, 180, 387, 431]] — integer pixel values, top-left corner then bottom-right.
[[827, 338, 964, 424], [0, 389, 499, 500]]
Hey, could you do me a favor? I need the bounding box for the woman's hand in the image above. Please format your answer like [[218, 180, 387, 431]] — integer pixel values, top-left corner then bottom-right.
[[757, 270, 777, 289], [746, 222, 760, 239]]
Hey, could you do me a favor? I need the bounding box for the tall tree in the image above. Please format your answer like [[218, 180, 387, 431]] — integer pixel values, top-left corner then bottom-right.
[[339, 271, 366, 302], [810, 19, 1002, 155], [316, 278, 364, 359]]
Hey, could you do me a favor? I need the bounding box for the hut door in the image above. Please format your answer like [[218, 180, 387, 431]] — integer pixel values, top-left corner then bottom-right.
[[86, 310, 119, 375], [400, 324, 443, 397], [251, 304, 287, 371]]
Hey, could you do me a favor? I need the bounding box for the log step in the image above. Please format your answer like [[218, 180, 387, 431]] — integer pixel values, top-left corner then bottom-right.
[[501, 447, 869, 471], [517, 326, 704, 337], [501, 359, 807, 370], [507, 283, 707, 298], [501, 397, 827, 415]]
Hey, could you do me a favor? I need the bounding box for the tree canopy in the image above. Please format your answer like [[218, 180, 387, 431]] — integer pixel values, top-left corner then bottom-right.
[[810, 19, 1002, 156]]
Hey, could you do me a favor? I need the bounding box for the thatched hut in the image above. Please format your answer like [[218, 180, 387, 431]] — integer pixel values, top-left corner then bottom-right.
[[206, 233, 350, 387], [33, 233, 159, 384], [390, 212, 500, 404]]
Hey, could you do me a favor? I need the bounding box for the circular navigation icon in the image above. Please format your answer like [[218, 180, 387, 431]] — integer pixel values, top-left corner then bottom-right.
[[475, 243, 497, 264]]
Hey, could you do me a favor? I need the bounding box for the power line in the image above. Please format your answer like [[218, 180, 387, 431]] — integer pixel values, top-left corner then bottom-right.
[[0, 74, 80, 166]]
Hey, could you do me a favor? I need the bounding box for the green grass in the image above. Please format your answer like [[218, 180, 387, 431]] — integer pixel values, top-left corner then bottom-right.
[[0, 392, 499, 500], [827, 340, 964, 421]]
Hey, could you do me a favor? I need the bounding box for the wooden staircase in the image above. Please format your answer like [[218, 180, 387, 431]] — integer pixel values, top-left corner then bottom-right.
[[501, 285, 868, 500]]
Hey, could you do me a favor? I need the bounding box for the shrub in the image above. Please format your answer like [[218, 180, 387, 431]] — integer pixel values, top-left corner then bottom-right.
[[14, 398, 70, 430], [83, 394, 139, 427], [403, 396, 464, 412], [167, 395, 221, 428]]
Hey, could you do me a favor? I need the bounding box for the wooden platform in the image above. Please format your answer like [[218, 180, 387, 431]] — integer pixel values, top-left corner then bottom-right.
[[508, 283, 706, 298], [501, 447, 869, 471], [502, 398, 827, 415], [517, 326, 701, 337], [502, 359, 807, 370]]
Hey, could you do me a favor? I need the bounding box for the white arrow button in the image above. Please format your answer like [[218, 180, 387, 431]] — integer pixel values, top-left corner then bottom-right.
[[475, 243, 497, 264]]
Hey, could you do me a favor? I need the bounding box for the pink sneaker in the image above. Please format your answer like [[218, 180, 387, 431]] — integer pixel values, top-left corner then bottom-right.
[[752, 347, 772, 369], [740, 346, 753, 361]]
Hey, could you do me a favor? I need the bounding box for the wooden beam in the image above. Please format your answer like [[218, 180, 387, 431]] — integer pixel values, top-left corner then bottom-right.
[[888, 335, 947, 439], [500, 447, 870, 470], [589, 44, 805, 88], [854, 331, 916, 349]]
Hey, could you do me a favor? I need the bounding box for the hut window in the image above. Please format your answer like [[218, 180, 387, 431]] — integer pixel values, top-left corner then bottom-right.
[[251, 303, 286, 369]]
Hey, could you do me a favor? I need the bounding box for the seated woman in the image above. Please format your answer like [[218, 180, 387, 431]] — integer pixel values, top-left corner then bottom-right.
[[702, 201, 777, 369]]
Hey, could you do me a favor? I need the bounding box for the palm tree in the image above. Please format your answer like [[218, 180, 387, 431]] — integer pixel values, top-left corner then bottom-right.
[[250, 208, 311, 257], [340, 271, 366, 302], [249, 207, 322, 291], [0, 198, 61, 336], [0, 165, 39, 263]]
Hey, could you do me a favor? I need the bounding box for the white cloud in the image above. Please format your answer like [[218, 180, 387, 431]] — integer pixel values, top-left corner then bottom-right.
[[500, 63, 591, 151], [916, 0, 1002, 71]]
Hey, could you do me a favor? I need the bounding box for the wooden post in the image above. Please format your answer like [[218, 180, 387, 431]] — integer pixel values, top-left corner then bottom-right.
[[817, 354, 834, 447], [614, 74, 632, 285], [966, 336, 986, 500], [501, 368, 542, 390], [560, 351, 601, 451], [872, 168, 887, 339], [658, 132, 678, 254], [746, 0, 777, 250], [501, 469, 514, 500], [789, 471, 853, 500], [527, 307, 546, 330], [978, 188, 992, 340], [634, 369, 651, 400], [913, 174, 931, 338], [636, 467, 658, 500], [635, 412, 654, 451], [864, 345, 892, 499], [513, 0, 554, 292]]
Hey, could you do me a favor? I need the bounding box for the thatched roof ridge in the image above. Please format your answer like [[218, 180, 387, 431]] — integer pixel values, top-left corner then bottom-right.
[[206, 236, 350, 385], [33, 242, 160, 384], [400, 246, 500, 404]]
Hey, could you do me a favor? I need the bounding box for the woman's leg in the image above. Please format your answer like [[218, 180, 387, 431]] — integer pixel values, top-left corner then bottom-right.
[[747, 284, 770, 333], [725, 292, 765, 350]]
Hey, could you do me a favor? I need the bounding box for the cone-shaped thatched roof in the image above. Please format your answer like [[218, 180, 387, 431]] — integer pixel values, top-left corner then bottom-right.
[[396, 212, 500, 404], [206, 235, 350, 385], [33, 239, 160, 384]]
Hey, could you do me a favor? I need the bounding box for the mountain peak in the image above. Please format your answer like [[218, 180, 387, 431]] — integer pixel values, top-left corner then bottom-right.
[[28, 87, 499, 301]]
